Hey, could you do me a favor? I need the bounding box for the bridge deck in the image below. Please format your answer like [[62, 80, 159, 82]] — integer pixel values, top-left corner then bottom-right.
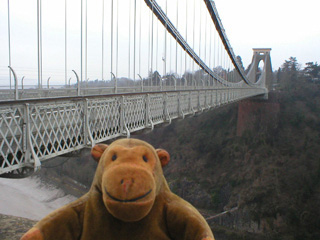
[[0, 87, 265, 177]]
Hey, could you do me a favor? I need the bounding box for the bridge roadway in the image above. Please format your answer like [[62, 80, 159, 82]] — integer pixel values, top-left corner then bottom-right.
[[0, 87, 265, 177]]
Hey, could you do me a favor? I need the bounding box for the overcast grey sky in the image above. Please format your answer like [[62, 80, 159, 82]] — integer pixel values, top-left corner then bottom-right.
[[0, 0, 319, 86], [214, 0, 320, 69]]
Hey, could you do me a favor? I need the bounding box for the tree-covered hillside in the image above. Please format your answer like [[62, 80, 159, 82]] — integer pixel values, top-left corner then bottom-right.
[[138, 57, 320, 239]]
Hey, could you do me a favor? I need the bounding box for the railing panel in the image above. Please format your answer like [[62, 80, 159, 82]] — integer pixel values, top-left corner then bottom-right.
[[180, 92, 190, 116], [167, 93, 179, 119], [0, 106, 26, 173], [149, 94, 165, 125], [199, 91, 206, 109], [190, 92, 198, 111], [28, 102, 84, 160], [124, 95, 146, 132], [87, 98, 122, 143]]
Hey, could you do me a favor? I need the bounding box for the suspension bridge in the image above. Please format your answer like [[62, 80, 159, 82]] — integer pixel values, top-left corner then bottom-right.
[[0, 0, 272, 178]]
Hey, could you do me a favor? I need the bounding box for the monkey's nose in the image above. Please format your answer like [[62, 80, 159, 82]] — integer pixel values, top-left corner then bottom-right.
[[120, 178, 134, 194]]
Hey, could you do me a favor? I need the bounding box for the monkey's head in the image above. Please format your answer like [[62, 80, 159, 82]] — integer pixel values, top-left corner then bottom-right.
[[91, 138, 170, 222]]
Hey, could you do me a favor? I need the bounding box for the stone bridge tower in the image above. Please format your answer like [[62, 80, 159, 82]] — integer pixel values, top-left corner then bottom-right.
[[237, 48, 278, 136], [246, 48, 273, 91]]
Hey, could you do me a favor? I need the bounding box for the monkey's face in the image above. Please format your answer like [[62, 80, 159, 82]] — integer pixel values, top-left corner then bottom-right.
[[101, 145, 158, 222], [91, 139, 170, 222]]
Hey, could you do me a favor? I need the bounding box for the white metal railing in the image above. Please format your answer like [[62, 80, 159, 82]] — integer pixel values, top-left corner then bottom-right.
[[0, 87, 266, 177], [0, 84, 252, 102]]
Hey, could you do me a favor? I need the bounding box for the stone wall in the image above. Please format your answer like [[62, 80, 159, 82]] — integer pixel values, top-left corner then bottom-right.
[[237, 98, 280, 137]]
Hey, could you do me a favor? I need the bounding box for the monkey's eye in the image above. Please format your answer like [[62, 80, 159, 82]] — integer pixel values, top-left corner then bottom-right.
[[111, 154, 117, 161], [143, 155, 148, 162]]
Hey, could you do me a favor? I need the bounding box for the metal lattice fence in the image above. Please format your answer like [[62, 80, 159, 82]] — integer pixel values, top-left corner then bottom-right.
[[0, 87, 266, 177]]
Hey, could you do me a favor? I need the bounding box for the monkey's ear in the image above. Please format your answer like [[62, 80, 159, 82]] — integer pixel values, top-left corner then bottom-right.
[[156, 149, 170, 167], [91, 144, 109, 162]]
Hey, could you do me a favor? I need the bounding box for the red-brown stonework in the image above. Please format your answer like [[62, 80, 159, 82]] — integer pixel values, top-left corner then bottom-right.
[[237, 99, 280, 137]]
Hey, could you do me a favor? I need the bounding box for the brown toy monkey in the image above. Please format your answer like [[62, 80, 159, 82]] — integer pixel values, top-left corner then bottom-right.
[[21, 138, 214, 240]]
